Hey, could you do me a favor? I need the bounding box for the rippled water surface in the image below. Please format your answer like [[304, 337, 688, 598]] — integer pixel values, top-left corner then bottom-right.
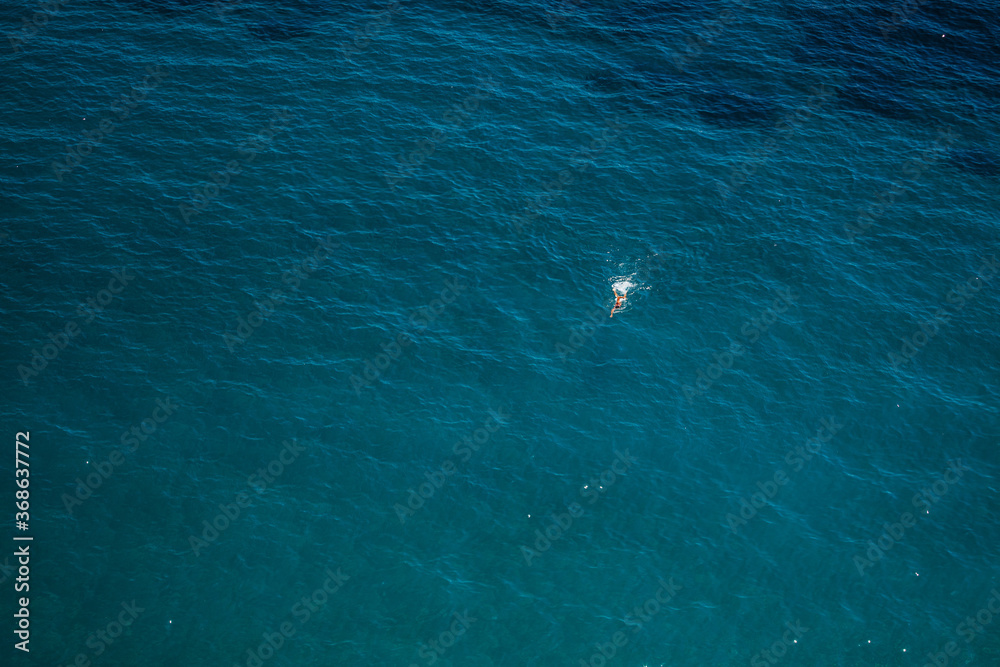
[[2, 0, 999, 665]]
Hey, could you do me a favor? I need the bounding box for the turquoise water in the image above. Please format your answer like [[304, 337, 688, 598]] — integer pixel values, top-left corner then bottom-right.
[[2, 0, 999, 665]]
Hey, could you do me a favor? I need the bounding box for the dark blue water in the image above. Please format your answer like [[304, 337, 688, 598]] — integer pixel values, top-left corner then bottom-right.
[[2, 0, 999, 665]]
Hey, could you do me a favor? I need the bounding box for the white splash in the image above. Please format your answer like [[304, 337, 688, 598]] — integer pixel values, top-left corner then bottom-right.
[[612, 279, 634, 294]]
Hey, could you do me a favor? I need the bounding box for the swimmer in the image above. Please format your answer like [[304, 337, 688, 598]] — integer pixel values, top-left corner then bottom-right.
[[609, 288, 626, 317]]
